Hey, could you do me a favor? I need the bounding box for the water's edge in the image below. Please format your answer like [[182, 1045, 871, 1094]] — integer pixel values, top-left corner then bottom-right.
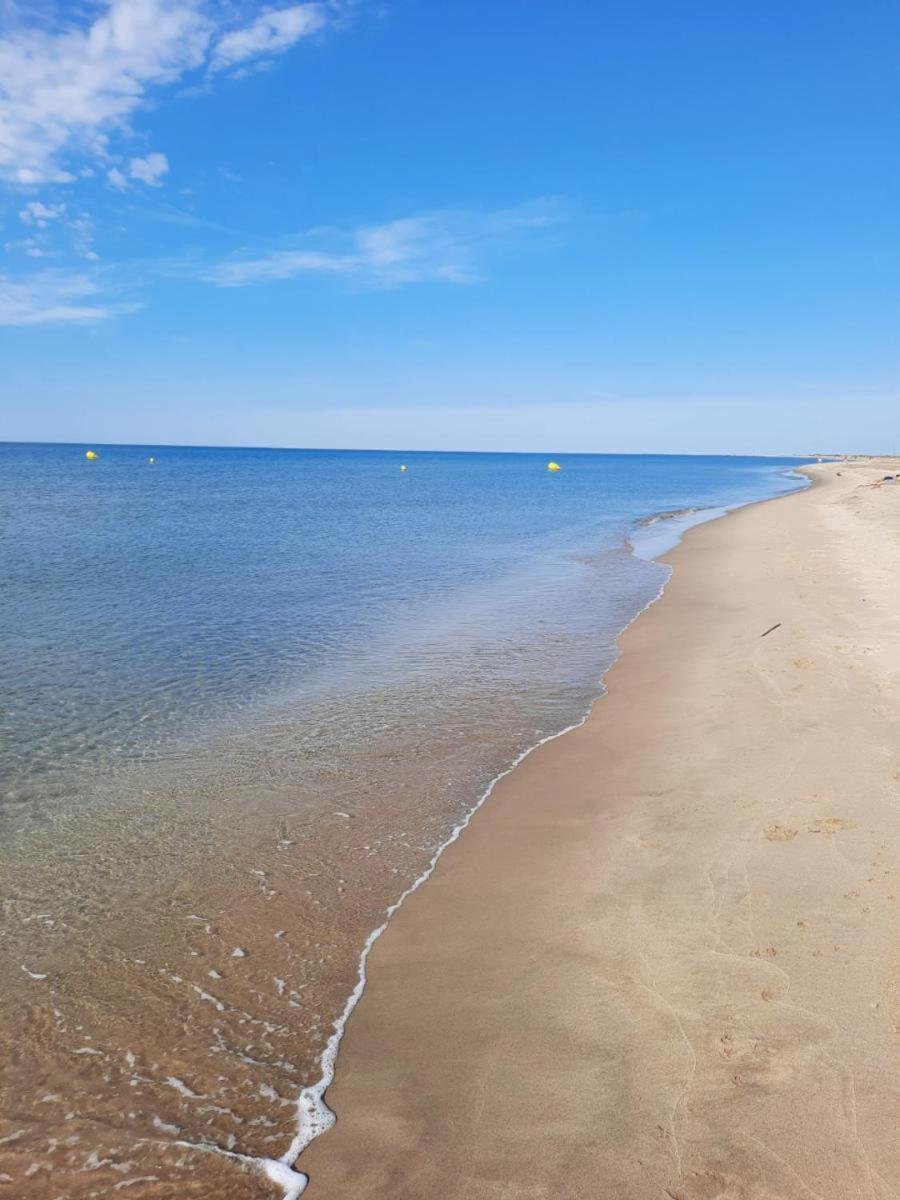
[[238, 471, 812, 1198]]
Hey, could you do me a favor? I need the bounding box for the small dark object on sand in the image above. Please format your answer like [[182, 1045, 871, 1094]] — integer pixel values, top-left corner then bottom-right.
[[883, 475, 894, 481], [761, 623, 782, 638]]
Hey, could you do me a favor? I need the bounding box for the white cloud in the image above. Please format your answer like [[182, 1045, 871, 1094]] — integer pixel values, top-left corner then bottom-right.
[[0, 1, 332, 185], [19, 201, 66, 225], [69, 215, 100, 260], [106, 152, 170, 189], [209, 247, 364, 285], [9, 201, 98, 259], [127, 151, 169, 185], [0, 0, 211, 184], [4, 237, 49, 257], [0, 271, 123, 325], [206, 200, 567, 289], [210, 4, 325, 72]]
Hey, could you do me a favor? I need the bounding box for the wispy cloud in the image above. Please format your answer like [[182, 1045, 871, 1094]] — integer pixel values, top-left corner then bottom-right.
[[0, 270, 130, 325], [1, 198, 567, 323], [204, 199, 568, 289], [6, 202, 100, 261], [0, 1, 332, 185], [209, 4, 326, 73], [19, 201, 66, 226]]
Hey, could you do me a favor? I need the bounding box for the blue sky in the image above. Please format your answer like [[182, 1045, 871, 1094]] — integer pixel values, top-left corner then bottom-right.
[[1, 0, 898, 453]]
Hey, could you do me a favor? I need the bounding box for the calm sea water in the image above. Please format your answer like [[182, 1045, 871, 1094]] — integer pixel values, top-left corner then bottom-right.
[[0, 444, 809, 1198], [2, 444, 806, 828]]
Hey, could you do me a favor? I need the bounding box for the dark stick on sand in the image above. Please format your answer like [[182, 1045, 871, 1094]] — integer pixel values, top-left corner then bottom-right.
[[760, 623, 782, 638]]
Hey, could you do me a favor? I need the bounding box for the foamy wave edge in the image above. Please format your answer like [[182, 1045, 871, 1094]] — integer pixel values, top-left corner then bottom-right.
[[249, 577, 676, 1198]]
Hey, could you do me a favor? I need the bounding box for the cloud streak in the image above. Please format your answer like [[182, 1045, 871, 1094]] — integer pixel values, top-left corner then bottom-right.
[[0, 1, 330, 185], [0, 270, 129, 325], [205, 199, 567, 290], [0, 199, 566, 325], [210, 5, 326, 73]]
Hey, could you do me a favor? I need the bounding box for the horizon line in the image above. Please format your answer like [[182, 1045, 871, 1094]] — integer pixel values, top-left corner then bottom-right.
[[0, 439, 834, 460]]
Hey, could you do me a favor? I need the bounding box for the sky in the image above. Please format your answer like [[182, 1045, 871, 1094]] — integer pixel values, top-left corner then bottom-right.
[[1, 0, 898, 454]]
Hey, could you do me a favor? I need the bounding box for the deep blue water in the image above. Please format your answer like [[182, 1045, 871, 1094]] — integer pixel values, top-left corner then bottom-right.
[[0, 444, 809, 831]]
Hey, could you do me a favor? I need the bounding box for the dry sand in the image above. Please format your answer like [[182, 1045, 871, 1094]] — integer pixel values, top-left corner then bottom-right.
[[298, 459, 900, 1200]]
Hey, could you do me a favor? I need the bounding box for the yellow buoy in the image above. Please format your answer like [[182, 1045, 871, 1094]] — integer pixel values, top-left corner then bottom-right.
[[85, 449, 99, 460], [399, 464, 408, 472], [547, 461, 561, 472]]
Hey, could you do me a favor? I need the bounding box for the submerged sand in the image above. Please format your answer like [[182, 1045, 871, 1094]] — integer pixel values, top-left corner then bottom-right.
[[298, 459, 900, 1198]]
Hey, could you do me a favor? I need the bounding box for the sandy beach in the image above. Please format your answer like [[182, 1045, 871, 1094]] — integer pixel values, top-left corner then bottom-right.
[[298, 459, 900, 1199]]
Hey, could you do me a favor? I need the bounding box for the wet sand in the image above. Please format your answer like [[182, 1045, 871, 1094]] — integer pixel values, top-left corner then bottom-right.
[[299, 459, 900, 1198]]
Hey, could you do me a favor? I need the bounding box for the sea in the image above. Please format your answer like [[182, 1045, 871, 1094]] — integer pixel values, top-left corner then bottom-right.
[[0, 444, 809, 1197]]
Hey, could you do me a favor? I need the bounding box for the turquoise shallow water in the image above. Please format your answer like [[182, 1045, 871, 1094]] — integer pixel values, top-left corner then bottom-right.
[[1, 444, 807, 832]]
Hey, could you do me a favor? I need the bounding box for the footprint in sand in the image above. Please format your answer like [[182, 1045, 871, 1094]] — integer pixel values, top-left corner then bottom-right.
[[764, 824, 798, 841], [808, 817, 856, 834]]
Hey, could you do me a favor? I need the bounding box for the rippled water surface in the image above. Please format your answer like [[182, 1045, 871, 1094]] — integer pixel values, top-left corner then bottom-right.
[[0, 444, 807, 1197]]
